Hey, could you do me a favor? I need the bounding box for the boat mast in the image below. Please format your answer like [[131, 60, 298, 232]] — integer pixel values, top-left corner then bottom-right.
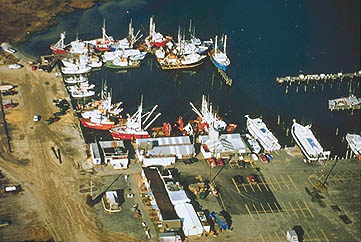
[[188, 19, 192, 37], [149, 16, 153, 35], [214, 36, 218, 54], [223, 34, 227, 53]]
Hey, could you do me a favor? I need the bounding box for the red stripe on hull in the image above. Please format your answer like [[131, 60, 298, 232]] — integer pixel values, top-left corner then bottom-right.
[[111, 131, 149, 140], [50, 46, 67, 55], [151, 40, 168, 48], [79, 118, 115, 130]]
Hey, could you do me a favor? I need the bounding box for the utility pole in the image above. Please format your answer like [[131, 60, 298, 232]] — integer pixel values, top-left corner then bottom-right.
[[321, 158, 339, 187]]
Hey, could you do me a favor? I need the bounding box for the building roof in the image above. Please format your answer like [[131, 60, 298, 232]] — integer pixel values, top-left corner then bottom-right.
[[90, 143, 101, 159], [143, 167, 179, 221], [174, 202, 203, 236], [147, 144, 194, 157], [199, 133, 248, 154], [137, 136, 191, 149]]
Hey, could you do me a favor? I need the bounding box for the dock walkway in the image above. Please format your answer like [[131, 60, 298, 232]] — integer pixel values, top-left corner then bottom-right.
[[276, 70, 361, 85]]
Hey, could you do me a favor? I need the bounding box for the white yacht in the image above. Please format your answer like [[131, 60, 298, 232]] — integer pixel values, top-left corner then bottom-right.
[[346, 133, 361, 156], [245, 115, 281, 152], [291, 119, 328, 162]]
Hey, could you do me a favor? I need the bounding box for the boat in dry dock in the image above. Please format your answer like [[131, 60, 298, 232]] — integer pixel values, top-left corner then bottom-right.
[[291, 119, 329, 162], [245, 115, 281, 152], [110, 98, 161, 140], [50, 32, 69, 55]]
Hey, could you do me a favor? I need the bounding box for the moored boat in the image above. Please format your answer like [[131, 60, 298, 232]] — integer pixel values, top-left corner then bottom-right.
[[345, 133, 361, 157], [209, 35, 230, 72], [50, 32, 68, 55]]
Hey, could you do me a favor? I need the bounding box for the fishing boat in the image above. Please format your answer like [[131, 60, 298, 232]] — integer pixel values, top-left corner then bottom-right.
[[70, 88, 95, 98], [245, 115, 281, 152], [291, 119, 328, 162], [63, 75, 87, 84], [110, 98, 161, 140], [345, 133, 361, 157], [50, 32, 68, 55], [79, 90, 123, 130], [189, 95, 228, 133], [146, 16, 169, 48], [92, 19, 114, 52], [61, 65, 91, 75], [104, 57, 140, 69], [67, 82, 95, 92], [209, 35, 230, 72], [69, 39, 88, 54]]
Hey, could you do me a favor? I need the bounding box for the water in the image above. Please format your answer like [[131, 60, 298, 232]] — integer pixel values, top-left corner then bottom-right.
[[16, 0, 360, 156]]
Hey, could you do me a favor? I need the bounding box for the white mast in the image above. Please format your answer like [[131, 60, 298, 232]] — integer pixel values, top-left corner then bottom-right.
[[214, 35, 218, 54], [223, 34, 227, 53]]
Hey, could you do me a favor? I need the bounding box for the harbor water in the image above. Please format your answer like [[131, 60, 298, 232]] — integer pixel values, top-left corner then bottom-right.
[[16, 0, 360, 156]]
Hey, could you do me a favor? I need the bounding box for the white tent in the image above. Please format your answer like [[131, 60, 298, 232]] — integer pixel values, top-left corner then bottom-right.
[[174, 203, 203, 237]]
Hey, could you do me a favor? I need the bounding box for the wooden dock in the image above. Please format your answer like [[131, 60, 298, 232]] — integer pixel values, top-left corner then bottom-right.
[[217, 68, 232, 86], [276, 70, 361, 85]]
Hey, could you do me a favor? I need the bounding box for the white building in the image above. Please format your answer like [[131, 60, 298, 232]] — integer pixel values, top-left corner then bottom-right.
[[198, 131, 248, 159], [136, 136, 195, 166], [90, 141, 129, 169]]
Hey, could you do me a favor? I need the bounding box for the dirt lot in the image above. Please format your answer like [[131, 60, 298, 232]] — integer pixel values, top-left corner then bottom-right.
[[0, 63, 139, 241]]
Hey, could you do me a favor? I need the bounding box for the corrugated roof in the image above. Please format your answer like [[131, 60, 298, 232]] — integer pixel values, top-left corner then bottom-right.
[[137, 136, 191, 147], [147, 144, 194, 157]]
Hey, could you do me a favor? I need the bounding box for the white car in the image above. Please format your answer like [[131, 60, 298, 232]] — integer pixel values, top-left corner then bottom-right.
[[33, 115, 40, 122], [8, 64, 22, 69]]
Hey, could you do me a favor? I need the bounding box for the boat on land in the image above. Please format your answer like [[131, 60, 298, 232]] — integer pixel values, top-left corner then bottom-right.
[[345, 133, 361, 157], [291, 119, 328, 162], [110, 97, 161, 140], [209, 35, 230, 72], [245, 115, 281, 152], [50, 32, 68, 55]]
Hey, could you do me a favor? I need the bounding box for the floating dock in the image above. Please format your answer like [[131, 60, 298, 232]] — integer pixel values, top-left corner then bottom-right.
[[276, 70, 361, 85], [328, 95, 361, 111], [217, 68, 232, 86]]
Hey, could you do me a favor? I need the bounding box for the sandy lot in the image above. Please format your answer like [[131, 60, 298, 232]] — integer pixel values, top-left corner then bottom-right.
[[0, 62, 138, 241]]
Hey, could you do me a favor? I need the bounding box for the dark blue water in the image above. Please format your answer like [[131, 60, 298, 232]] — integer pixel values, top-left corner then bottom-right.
[[16, 0, 360, 156]]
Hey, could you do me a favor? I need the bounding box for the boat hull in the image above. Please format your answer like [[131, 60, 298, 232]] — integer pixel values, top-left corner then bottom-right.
[[79, 118, 115, 130], [50, 46, 67, 55], [210, 55, 227, 71], [151, 40, 168, 48], [111, 131, 150, 140], [104, 62, 140, 69]]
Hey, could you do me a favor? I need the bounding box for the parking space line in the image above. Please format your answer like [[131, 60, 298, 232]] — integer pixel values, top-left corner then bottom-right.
[[275, 202, 288, 218], [310, 228, 320, 241], [280, 175, 290, 191], [258, 176, 269, 191], [288, 201, 299, 218], [320, 229, 330, 242], [259, 233, 266, 242], [303, 200, 315, 218], [287, 174, 297, 189], [260, 203, 267, 215], [304, 230, 313, 242], [295, 200, 307, 218], [266, 231, 274, 242], [256, 183, 262, 192], [232, 178, 241, 194], [249, 182, 256, 192], [245, 204, 255, 222], [252, 204, 261, 219], [272, 175, 283, 191], [267, 202, 275, 215], [275, 231, 282, 242], [281, 202, 292, 218], [242, 183, 248, 193]]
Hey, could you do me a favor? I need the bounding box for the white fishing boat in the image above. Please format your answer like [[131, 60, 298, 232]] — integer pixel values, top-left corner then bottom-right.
[[291, 119, 328, 162], [345, 133, 361, 157], [245, 115, 281, 152], [190, 95, 227, 133], [61, 65, 91, 75], [209, 35, 230, 71], [67, 82, 95, 92], [63, 75, 87, 84], [70, 88, 95, 98]]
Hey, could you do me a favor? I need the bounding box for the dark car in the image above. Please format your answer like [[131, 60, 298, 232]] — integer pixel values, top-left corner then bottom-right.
[[44, 117, 60, 125], [264, 153, 273, 161]]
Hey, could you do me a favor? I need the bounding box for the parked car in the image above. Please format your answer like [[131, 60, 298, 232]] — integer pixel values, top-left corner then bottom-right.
[[247, 175, 257, 185], [216, 158, 224, 166], [3, 184, 21, 193], [259, 154, 269, 163], [264, 153, 273, 161]]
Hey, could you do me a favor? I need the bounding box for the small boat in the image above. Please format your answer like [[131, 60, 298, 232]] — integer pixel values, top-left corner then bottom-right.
[[328, 94, 361, 111], [209, 35, 230, 72], [50, 32, 68, 55], [146, 17, 169, 48], [104, 57, 140, 69], [63, 75, 87, 84], [345, 133, 361, 157], [95, 19, 114, 52], [110, 97, 161, 140], [70, 87, 95, 98], [61, 65, 91, 75]]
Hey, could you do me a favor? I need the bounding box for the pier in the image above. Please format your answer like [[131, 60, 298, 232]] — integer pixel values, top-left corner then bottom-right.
[[217, 68, 232, 86], [276, 70, 361, 85]]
